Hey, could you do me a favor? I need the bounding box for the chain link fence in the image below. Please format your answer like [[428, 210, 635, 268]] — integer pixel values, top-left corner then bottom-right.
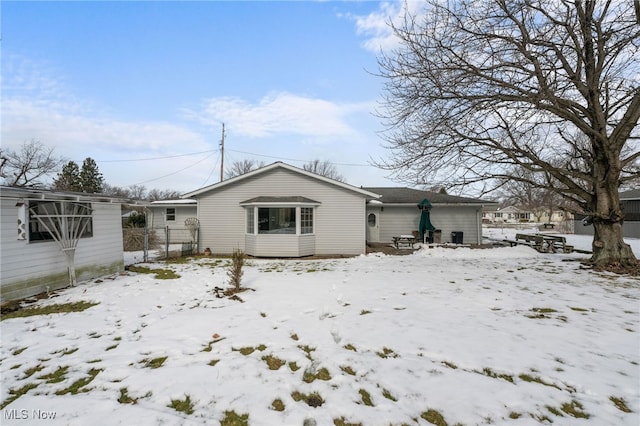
[[123, 225, 199, 260]]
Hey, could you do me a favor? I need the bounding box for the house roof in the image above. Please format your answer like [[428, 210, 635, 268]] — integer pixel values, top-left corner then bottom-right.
[[150, 199, 197, 206], [240, 196, 321, 205], [0, 186, 129, 204], [362, 187, 496, 205], [484, 205, 522, 213], [182, 162, 381, 199], [620, 189, 640, 201]]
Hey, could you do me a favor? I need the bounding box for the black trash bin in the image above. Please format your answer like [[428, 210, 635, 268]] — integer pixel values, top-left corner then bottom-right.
[[451, 231, 463, 244]]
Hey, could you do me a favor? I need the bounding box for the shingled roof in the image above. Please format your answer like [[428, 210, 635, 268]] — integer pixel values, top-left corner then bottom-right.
[[620, 189, 640, 200], [362, 187, 495, 205]]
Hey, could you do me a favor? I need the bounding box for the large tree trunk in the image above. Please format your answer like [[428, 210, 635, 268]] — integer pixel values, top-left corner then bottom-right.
[[591, 221, 636, 267], [590, 182, 637, 267]]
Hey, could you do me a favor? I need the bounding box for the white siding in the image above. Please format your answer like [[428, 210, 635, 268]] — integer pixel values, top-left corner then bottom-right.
[[372, 205, 483, 244], [147, 205, 198, 243], [245, 234, 316, 257], [298, 234, 315, 256], [196, 168, 367, 256], [148, 205, 198, 228], [1, 199, 124, 301]]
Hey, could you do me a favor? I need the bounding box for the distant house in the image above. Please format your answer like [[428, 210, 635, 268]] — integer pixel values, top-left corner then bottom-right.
[[483, 205, 571, 224], [363, 187, 497, 245], [574, 189, 640, 238], [182, 162, 379, 257], [482, 205, 529, 223], [1, 186, 125, 302], [146, 199, 198, 245]]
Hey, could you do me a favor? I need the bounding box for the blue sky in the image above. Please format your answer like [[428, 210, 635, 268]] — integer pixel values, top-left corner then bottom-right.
[[2, 1, 410, 193]]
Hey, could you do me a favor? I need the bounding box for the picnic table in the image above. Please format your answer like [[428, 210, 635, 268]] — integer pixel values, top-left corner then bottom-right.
[[511, 233, 574, 253], [393, 235, 416, 249]]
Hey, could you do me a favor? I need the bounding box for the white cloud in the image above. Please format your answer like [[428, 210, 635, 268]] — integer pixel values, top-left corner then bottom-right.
[[2, 98, 206, 155], [353, 2, 401, 52], [2, 54, 68, 102], [2, 54, 207, 159], [1, 53, 389, 191], [346, 1, 426, 53], [183, 92, 372, 140]]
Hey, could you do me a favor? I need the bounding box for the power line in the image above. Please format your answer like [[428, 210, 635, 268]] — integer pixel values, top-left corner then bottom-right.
[[130, 152, 216, 186], [95, 145, 373, 188], [93, 147, 371, 167], [95, 149, 216, 163], [201, 151, 220, 188], [225, 148, 371, 167]]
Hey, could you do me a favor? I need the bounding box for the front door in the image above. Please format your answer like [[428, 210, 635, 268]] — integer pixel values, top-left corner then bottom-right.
[[366, 209, 380, 243]]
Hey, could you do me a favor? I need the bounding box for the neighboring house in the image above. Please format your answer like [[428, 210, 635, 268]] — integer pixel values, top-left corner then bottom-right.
[[483, 205, 532, 223], [483, 205, 571, 224], [363, 187, 497, 245], [574, 189, 640, 238], [146, 199, 198, 244], [1, 186, 125, 302], [621, 189, 640, 238], [182, 162, 380, 257]]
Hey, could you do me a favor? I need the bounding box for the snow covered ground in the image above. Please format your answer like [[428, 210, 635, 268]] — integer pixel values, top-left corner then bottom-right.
[[1, 237, 639, 425]]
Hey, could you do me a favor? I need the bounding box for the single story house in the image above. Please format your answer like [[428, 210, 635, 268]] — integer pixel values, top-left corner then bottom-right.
[[482, 205, 531, 223], [363, 187, 497, 245], [182, 162, 380, 257], [146, 199, 198, 244], [483, 205, 572, 224], [1, 186, 126, 302]]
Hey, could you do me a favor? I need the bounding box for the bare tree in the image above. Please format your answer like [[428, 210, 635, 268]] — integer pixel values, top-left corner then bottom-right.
[[102, 184, 182, 201], [102, 183, 132, 199], [376, 1, 639, 268], [1, 140, 66, 187], [303, 159, 345, 182], [225, 159, 265, 179], [497, 168, 564, 222], [147, 188, 182, 201], [126, 184, 147, 200]]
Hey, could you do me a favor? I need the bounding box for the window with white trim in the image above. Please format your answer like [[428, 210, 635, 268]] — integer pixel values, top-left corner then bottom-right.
[[246, 207, 255, 234], [300, 207, 313, 234], [166, 208, 176, 221]]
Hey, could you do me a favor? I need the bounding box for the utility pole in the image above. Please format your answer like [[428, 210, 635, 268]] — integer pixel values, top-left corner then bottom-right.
[[219, 123, 225, 182]]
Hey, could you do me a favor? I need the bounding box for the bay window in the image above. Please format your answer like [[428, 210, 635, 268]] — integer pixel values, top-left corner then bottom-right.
[[258, 207, 296, 234], [243, 197, 319, 236], [242, 196, 319, 257]]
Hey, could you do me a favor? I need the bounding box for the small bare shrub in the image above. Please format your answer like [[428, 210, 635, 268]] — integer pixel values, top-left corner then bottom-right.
[[227, 249, 245, 292], [123, 228, 159, 251]]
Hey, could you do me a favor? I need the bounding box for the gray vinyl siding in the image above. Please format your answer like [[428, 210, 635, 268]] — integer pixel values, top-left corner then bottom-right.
[[196, 168, 367, 255], [573, 221, 640, 239], [1, 200, 124, 302], [372, 205, 483, 244], [623, 222, 640, 238]]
